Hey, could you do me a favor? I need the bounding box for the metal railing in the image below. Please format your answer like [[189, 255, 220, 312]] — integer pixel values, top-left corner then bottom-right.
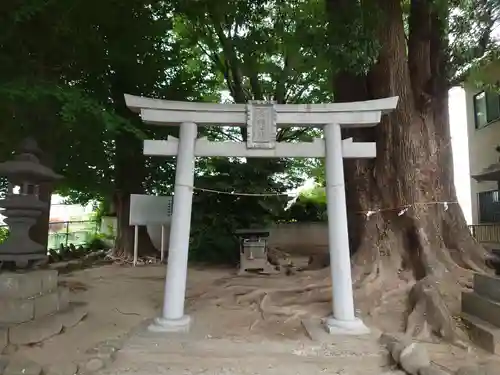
[[469, 223, 500, 244], [0, 220, 99, 249]]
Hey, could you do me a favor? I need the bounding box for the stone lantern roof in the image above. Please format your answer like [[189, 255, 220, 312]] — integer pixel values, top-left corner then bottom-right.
[[0, 138, 62, 183]]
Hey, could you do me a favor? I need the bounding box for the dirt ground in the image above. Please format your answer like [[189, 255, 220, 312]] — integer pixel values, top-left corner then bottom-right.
[[11, 262, 500, 373]]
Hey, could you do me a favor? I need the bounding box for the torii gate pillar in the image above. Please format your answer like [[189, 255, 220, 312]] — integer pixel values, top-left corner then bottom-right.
[[323, 123, 367, 334], [125, 94, 399, 335], [149, 122, 197, 332]]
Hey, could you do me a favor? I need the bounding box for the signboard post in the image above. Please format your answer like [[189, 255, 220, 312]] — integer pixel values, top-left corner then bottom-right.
[[129, 194, 173, 266]]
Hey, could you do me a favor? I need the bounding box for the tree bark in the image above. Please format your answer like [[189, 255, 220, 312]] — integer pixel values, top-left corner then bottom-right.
[[112, 188, 156, 258], [29, 144, 55, 250], [111, 87, 157, 259], [329, 0, 491, 343]]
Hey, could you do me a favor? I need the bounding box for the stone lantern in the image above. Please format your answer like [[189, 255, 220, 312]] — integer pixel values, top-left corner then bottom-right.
[[0, 138, 62, 269]]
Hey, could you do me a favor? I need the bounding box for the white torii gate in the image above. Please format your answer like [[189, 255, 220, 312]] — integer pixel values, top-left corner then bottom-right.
[[125, 94, 399, 335]]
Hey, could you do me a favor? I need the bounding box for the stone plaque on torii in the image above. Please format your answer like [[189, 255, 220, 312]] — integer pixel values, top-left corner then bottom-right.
[[125, 94, 399, 335]]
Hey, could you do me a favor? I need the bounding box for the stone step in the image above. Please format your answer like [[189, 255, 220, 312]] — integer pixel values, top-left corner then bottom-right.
[[462, 313, 500, 355], [0, 270, 58, 299], [474, 273, 500, 303], [105, 354, 385, 375], [8, 303, 87, 345], [0, 288, 69, 325], [116, 334, 389, 372], [462, 291, 500, 328], [125, 331, 386, 358]]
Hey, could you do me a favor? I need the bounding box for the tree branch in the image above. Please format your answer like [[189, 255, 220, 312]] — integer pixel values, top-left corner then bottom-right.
[[274, 54, 292, 104], [408, 0, 432, 109], [210, 13, 247, 103]]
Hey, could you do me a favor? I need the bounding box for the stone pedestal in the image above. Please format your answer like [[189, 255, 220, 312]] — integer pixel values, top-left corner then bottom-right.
[[0, 270, 69, 325], [0, 270, 85, 350]]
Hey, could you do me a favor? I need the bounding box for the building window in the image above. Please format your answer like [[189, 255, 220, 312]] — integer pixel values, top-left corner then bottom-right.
[[478, 190, 500, 223], [474, 91, 500, 129]]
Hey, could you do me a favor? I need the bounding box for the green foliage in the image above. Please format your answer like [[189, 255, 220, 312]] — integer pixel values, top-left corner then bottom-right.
[[85, 232, 112, 251], [0, 226, 8, 244], [326, 0, 382, 76], [449, 0, 500, 84], [173, 0, 332, 105], [88, 200, 113, 224], [189, 158, 292, 264], [285, 185, 327, 223], [1, 0, 499, 262], [0, 0, 220, 208]]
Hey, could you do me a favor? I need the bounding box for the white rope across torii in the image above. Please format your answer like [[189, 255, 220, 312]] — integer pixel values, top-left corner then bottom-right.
[[125, 94, 399, 335]]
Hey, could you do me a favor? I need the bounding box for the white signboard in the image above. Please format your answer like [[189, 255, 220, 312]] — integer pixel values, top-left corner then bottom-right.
[[129, 194, 173, 226]]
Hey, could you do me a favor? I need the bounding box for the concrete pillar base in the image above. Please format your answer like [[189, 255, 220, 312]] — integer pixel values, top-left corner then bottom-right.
[[324, 317, 370, 335], [147, 315, 191, 333]]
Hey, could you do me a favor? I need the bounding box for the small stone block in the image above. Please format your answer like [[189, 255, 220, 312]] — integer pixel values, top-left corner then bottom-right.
[[0, 271, 57, 299], [43, 362, 78, 375], [462, 292, 500, 328], [456, 367, 479, 375], [59, 306, 87, 329], [0, 329, 7, 354], [323, 317, 371, 336], [418, 365, 449, 375], [462, 313, 500, 355], [87, 344, 117, 360], [58, 288, 70, 311], [34, 291, 59, 318], [379, 332, 400, 347], [148, 316, 191, 333], [455, 365, 496, 375], [0, 356, 9, 374], [391, 338, 413, 363], [399, 343, 430, 375], [0, 298, 34, 324], [8, 314, 63, 345], [84, 358, 104, 372], [41, 271, 58, 293], [4, 360, 42, 375]]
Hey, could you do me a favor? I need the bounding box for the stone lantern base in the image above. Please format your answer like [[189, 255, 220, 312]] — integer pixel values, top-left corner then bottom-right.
[[0, 270, 87, 350]]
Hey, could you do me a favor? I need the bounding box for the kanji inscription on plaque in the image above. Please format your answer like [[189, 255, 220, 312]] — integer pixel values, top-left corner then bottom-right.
[[246, 101, 277, 149]]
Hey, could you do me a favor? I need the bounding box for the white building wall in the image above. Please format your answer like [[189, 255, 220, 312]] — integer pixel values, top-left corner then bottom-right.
[[465, 84, 500, 224]]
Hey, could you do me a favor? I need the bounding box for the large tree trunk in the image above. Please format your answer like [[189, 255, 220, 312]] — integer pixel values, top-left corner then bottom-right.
[[29, 143, 55, 251], [111, 88, 157, 259], [332, 0, 490, 343], [30, 183, 52, 249], [112, 188, 156, 258]]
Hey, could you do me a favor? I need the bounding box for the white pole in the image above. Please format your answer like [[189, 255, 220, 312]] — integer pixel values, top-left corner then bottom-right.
[[133, 225, 139, 267], [323, 123, 369, 334], [160, 225, 165, 263], [149, 122, 197, 332]]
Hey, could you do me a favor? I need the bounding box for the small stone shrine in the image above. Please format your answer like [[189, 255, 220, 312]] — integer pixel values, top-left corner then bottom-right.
[[235, 229, 279, 275], [0, 139, 86, 352]]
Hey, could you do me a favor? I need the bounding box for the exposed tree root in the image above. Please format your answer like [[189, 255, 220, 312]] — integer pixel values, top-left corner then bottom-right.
[[405, 276, 468, 346], [105, 250, 159, 265], [199, 206, 494, 347]]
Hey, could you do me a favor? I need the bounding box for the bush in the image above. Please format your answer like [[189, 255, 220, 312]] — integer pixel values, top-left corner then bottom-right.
[[85, 232, 112, 251], [0, 227, 9, 244], [188, 191, 279, 265], [285, 186, 327, 222]]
